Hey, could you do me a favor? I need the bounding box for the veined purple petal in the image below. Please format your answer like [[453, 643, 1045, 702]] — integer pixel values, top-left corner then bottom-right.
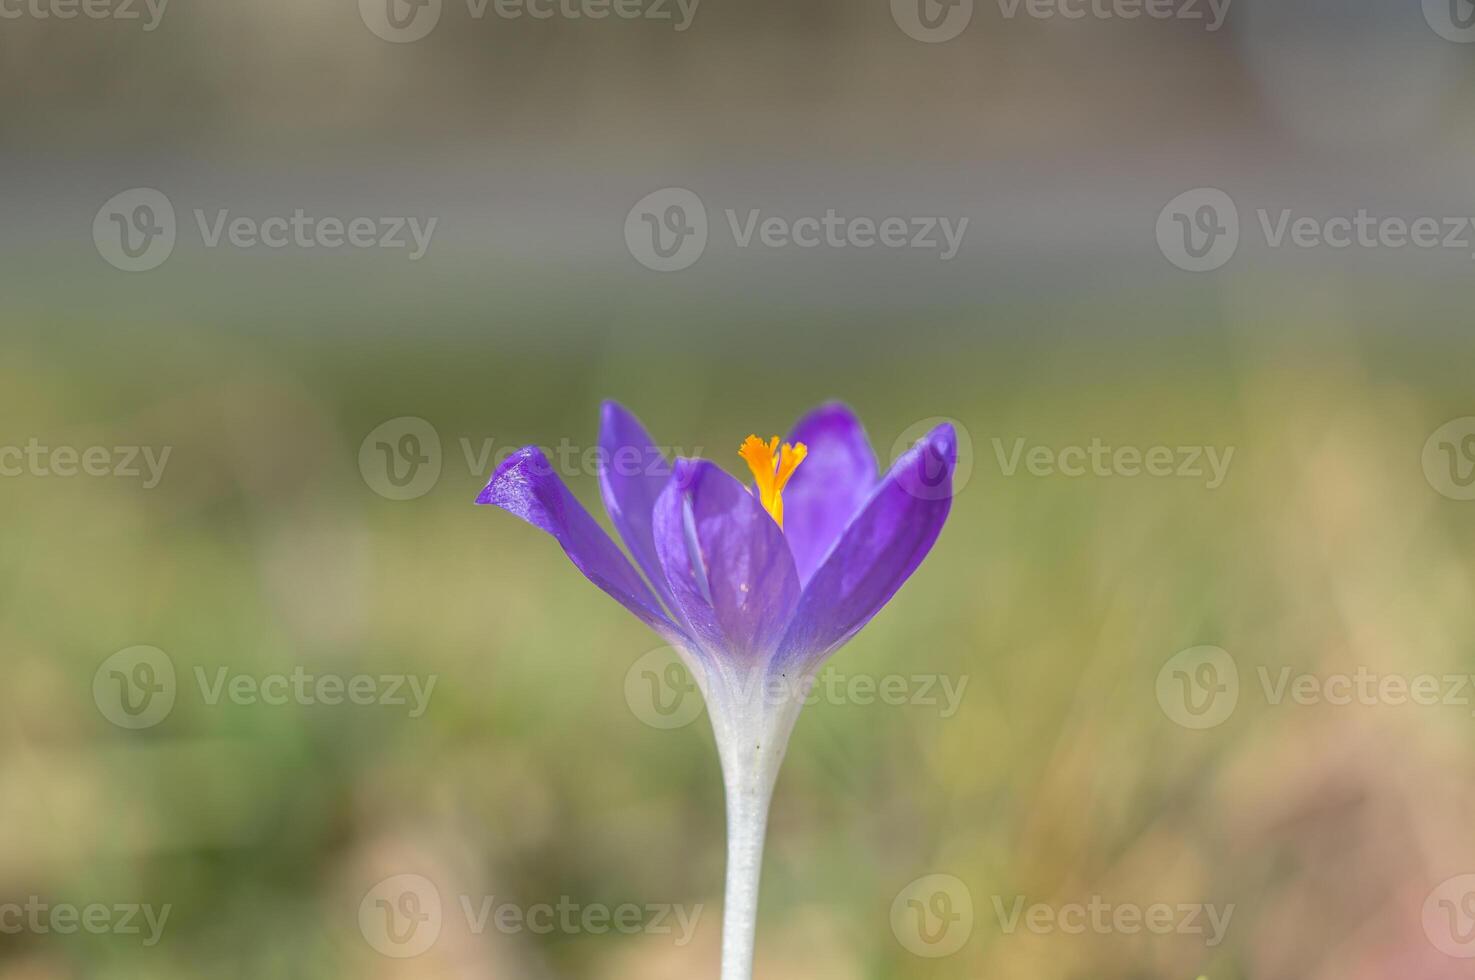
[[478, 446, 684, 643], [781, 403, 879, 585], [597, 401, 680, 616], [653, 459, 801, 662], [775, 423, 956, 671]]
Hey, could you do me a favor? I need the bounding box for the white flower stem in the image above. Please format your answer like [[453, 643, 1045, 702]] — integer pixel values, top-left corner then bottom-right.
[[702, 667, 807, 980]]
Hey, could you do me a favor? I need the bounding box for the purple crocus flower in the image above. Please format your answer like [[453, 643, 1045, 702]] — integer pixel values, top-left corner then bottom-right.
[[477, 401, 956, 980]]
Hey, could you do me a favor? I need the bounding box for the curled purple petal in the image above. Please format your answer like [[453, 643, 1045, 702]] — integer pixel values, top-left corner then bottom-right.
[[775, 423, 956, 671], [653, 459, 801, 662], [781, 402, 879, 585], [478, 446, 684, 643], [597, 401, 680, 617]]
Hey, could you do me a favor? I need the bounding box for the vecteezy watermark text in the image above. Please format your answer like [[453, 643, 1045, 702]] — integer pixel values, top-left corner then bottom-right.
[[624, 188, 968, 272], [0, 439, 171, 488], [890, 0, 1228, 44], [1157, 646, 1475, 730], [625, 646, 969, 729], [0, 0, 167, 29], [991, 895, 1233, 946], [358, 874, 702, 958], [94, 188, 437, 272], [0, 898, 170, 946], [357, 415, 704, 501], [1158, 187, 1475, 273], [359, 0, 697, 43], [93, 646, 438, 729], [992, 437, 1234, 489]]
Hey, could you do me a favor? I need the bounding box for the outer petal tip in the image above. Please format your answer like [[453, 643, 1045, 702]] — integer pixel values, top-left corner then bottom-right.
[[475, 445, 546, 505], [895, 422, 958, 503]]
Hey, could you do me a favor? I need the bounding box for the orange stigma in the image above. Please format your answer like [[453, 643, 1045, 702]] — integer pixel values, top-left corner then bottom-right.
[[739, 435, 808, 528]]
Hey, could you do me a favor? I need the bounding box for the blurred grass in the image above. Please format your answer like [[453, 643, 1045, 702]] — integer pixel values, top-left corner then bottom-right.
[[3, 293, 1475, 980]]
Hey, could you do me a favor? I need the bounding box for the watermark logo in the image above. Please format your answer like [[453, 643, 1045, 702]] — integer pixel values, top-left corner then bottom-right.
[[360, 876, 702, 955], [624, 653, 970, 729], [889, 417, 973, 501], [360, 874, 443, 958], [625, 647, 705, 729], [361, 0, 696, 40], [93, 646, 176, 730], [1424, 0, 1475, 42], [95, 189, 436, 270], [1160, 191, 1475, 272], [890, 0, 973, 42], [1156, 646, 1238, 730], [1159, 649, 1475, 727], [891, 873, 973, 957], [1424, 875, 1475, 958], [625, 188, 708, 272], [994, 0, 1229, 28], [94, 188, 176, 273], [359, 0, 442, 41], [1157, 188, 1239, 273], [625, 188, 968, 270], [1423, 418, 1475, 501], [360, 417, 443, 500]]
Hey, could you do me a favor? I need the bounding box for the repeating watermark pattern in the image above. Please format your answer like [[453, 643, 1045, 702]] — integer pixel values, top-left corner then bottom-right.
[[1425, 0, 1475, 42], [891, 0, 1226, 43], [1424, 874, 1475, 958], [993, 437, 1234, 489], [93, 188, 436, 272], [624, 646, 970, 730], [0, 439, 171, 488], [1159, 188, 1475, 273], [359, 874, 702, 958], [359, 0, 697, 43], [1158, 646, 1475, 729], [991, 895, 1233, 946], [94, 647, 438, 729], [0, 898, 170, 946], [0, 0, 168, 29], [357, 416, 702, 501], [1423, 417, 1475, 501], [891, 874, 974, 957], [624, 187, 968, 272]]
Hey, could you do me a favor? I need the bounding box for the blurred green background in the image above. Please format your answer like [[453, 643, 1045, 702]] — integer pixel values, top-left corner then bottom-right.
[[5, 0, 1475, 977]]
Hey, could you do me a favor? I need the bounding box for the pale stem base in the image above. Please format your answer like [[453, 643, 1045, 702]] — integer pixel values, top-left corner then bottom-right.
[[702, 669, 808, 980]]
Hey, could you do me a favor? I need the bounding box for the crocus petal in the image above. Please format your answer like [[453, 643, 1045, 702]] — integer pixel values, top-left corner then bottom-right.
[[653, 459, 801, 662], [478, 447, 685, 643], [780, 403, 879, 585], [775, 423, 956, 671], [597, 401, 681, 617]]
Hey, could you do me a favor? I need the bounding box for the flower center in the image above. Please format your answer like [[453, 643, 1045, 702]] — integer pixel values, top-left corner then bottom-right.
[[739, 435, 808, 529]]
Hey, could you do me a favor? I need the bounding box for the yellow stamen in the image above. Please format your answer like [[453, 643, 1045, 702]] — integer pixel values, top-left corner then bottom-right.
[[739, 434, 808, 528]]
